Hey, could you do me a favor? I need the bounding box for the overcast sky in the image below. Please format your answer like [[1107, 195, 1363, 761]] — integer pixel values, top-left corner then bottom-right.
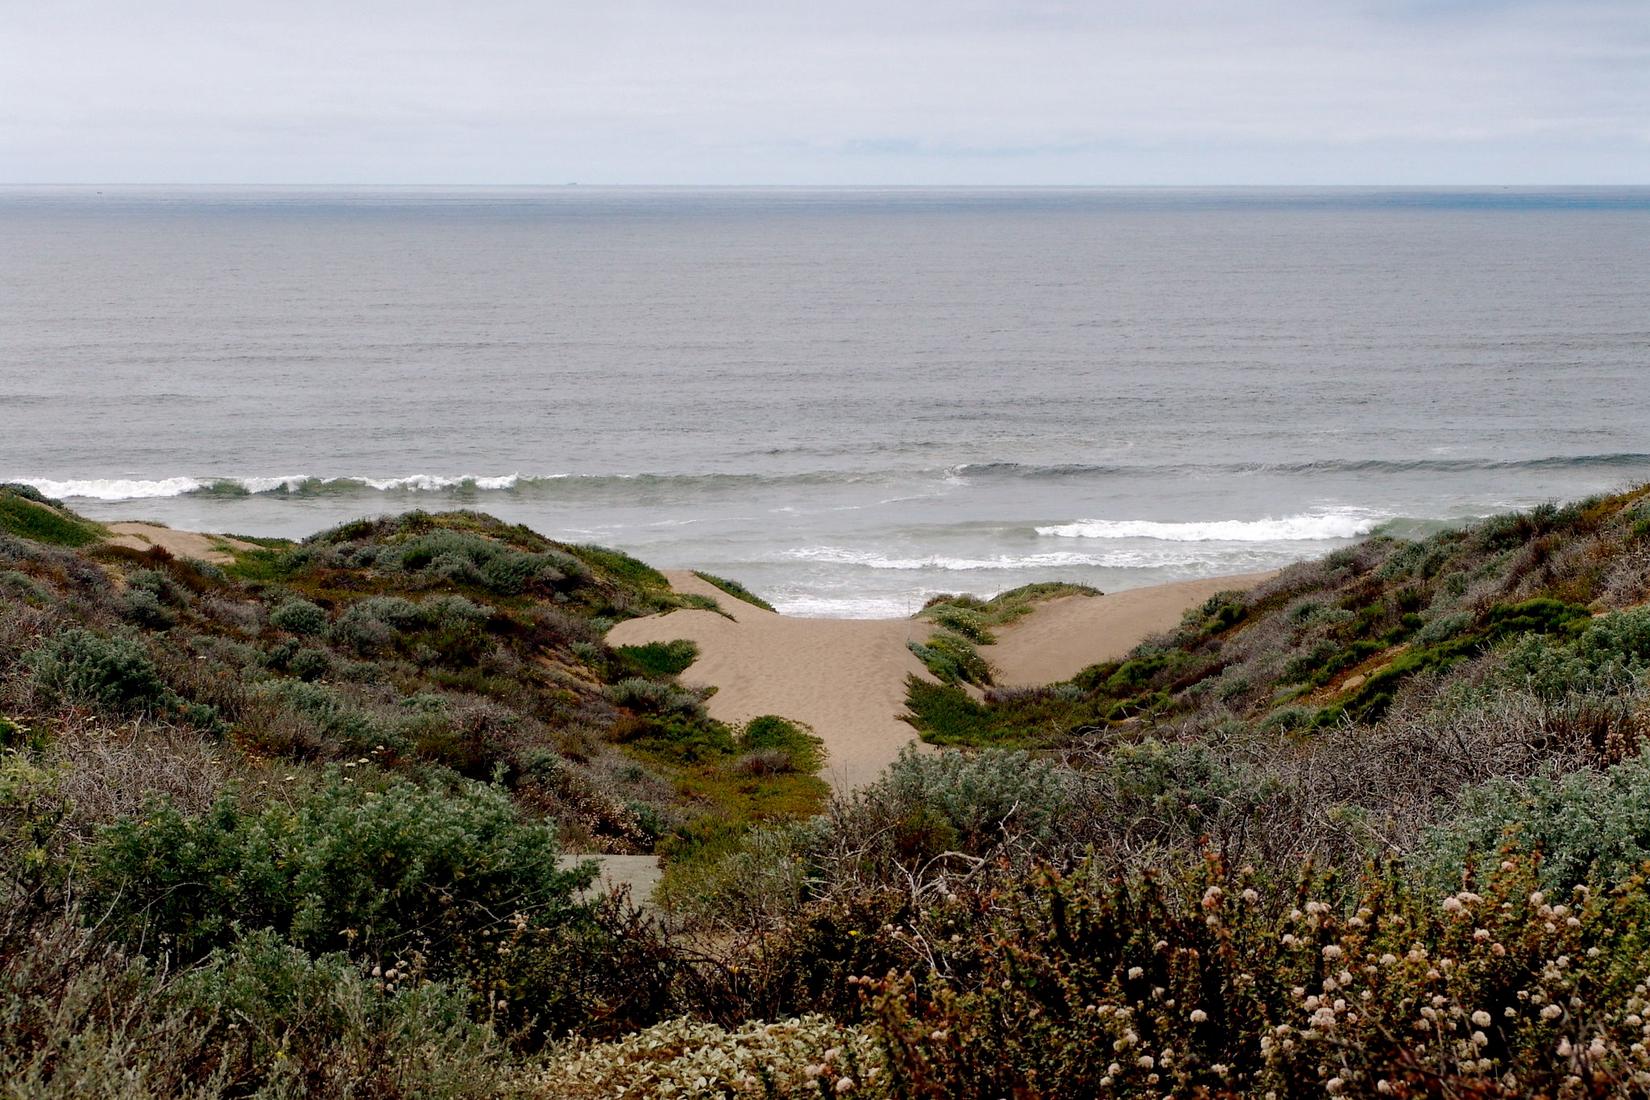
[[2, 0, 1646, 185]]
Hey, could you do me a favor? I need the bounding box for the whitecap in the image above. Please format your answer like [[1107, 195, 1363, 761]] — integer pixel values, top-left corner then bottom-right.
[[1034, 509, 1386, 543]]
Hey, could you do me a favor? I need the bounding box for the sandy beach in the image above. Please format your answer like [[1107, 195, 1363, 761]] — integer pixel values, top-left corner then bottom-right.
[[607, 570, 1274, 791]]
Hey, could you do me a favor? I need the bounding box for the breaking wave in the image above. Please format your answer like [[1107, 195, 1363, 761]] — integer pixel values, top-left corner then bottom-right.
[[10, 449, 1647, 503], [1035, 510, 1387, 543]]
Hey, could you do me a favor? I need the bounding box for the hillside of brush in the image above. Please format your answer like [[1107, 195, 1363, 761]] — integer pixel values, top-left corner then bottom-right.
[[902, 487, 1650, 867], [6, 482, 1650, 1098]]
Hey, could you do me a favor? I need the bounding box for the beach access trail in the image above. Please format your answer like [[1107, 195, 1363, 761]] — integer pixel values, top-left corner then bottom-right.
[[606, 570, 1276, 792]]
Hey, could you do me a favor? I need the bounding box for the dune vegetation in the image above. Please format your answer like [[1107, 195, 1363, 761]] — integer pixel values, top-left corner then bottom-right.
[[5, 482, 1650, 1096]]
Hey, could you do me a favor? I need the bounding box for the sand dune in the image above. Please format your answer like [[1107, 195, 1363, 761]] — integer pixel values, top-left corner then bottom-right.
[[608, 572, 935, 790], [105, 522, 256, 564], [985, 572, 1278, 687], [606, 570, 1274, 791]]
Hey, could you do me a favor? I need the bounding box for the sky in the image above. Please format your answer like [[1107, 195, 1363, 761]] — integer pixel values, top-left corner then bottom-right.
[[2, 0, 1646, 185]]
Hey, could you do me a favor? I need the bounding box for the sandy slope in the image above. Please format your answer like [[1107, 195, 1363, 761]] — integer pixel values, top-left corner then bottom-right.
[[607, 570, 1275, 793], [608, 572, 935, 791], [105, 522, 256, 564], [984, 572, 1278, 687]]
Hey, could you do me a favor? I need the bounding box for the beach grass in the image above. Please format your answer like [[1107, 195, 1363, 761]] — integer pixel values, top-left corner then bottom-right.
[[691, 570, 777, 612]]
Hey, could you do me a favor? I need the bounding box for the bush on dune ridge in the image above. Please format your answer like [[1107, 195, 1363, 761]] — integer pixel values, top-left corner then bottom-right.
[[0, 486, 106, 548]]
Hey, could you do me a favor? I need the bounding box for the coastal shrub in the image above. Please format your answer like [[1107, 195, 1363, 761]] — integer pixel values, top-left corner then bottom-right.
[[867, 853, 1650, 1099], [120, 585, 176, 629], [0, 570, 48, 604], [926, 605, 995, 644], [0, 919, 515, 1100], [0, 491, 104, 547], [0, 482, 53, 506], [1082, 739, 1270, 859], [536, 1014, 879, 1099], [269, 596, 328, 635], [1418, 748, 1650, 890], [85, 776, 593, 964], [422, 593, 491, 630], [25, 629, 171, 715], [334, 594, 425, 645], [908, 632, 991, 686], [828, 746, 1077, 870], [691, 571, 777, 613], [607, 677, 704, 718], [614, 638, 699, 678], [259, 679, 392, 753], [1414, 609, 1474, 645], [740, 715, 823, 772], [167, 930, 511, 1098], [570, 544, 668, 590], [1493, 607, 1650, 701], [287, 646, 332, 681]]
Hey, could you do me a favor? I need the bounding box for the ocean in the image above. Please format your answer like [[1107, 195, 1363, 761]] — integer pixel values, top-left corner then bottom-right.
[[3, 186, 1648, 616]]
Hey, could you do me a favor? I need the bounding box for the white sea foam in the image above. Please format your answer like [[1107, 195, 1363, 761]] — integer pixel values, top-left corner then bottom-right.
[[773, 594, 940, 617], [782, 544, 1293, 572], [1035, 510, 1385, 543], [786, 547, 1126, 571], [13, 477, 206, 500], [357, 474, 519, 492], [8, 473, 528, 500], [235, 475, 311, 494]]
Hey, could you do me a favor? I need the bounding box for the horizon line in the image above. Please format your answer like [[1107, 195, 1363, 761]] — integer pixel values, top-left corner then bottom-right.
[[3, 181, 1647, 190]]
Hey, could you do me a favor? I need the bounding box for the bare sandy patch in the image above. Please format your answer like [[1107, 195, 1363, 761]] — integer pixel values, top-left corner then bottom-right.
[[984, 572, 1279, 687], [608, 570, 1275, 791], [104, 522, 257, 565], [608, 572, 935, 791]]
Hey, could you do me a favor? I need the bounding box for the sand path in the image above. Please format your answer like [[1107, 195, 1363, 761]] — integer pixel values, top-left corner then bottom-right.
[[105, 522, 256, 565], [607, 570, 1276, 793], [985, 572, 1278, 686], [608, 571, 935, 791]]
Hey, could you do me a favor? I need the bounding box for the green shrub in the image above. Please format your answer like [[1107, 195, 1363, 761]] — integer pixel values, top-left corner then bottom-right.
[[607, 677, 704, 718], [1418, 749, 1650, 890], [26, 629, 172, 715], [738, 715, 824, 774], [1484, 597, 1592, 640], [120, 586, 176, 629], [614, 639, 699, 678], [908, 632, 991, 686], [868, 853, 1650, 1099], [834, 746, 1077, 864], [331, 596, 425, 653], [0, 492, 104, 547], [86, 776, 593, 964], [570, 544, 669, 589], [258, 680, 392, 753], [168, 930, 510, 1098], [536, 1014, 877, 1099], [902, 676, 1085, 748], [0, 482, 54, 506], [270, 596, 329, 635], [691, 571, 777, 613], [926, 605, 996, 644]]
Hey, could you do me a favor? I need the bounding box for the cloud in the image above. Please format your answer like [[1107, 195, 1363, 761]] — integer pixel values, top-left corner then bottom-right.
[[1, 0, 1645, 182]]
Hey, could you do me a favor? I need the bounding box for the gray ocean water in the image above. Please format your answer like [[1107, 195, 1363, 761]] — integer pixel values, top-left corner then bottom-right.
[[3, 186, 1648, 615]]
